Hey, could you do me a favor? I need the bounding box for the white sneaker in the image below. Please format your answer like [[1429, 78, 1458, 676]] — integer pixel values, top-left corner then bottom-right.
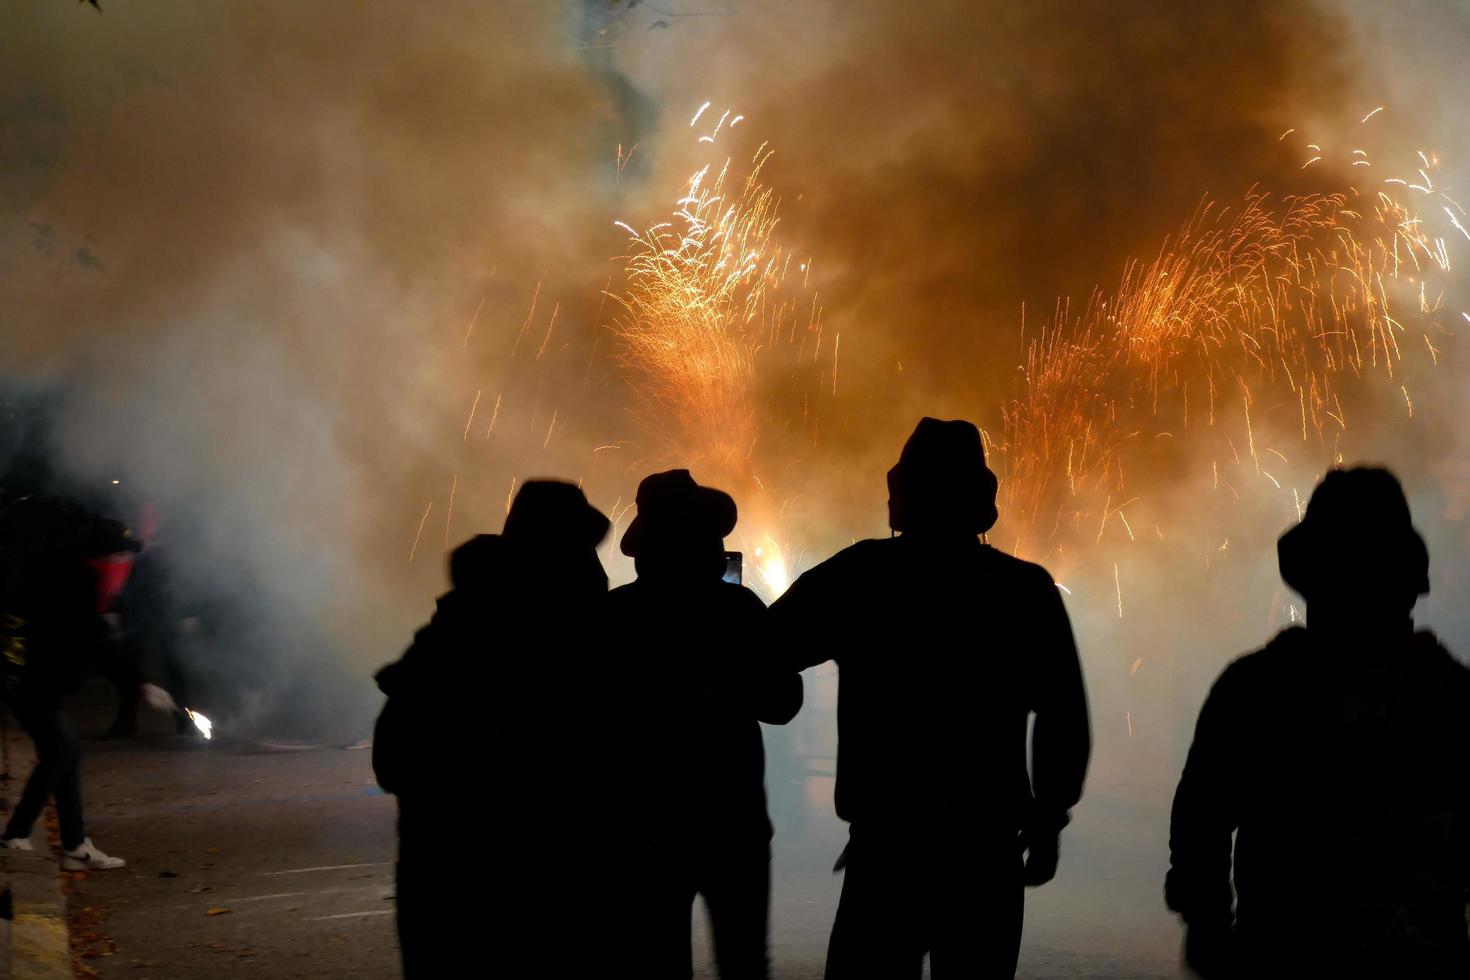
[[61, 838, 126, 871], [0, 836, 35, 851]]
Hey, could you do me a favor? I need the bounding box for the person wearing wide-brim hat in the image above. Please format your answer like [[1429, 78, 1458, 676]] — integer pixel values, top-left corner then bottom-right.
[[767, 417, 1091, 980], [1168, 467, 1470, 980], [373, 479, 610, 979], [619, 468, 738, 569], [600, 469, 802, 979]]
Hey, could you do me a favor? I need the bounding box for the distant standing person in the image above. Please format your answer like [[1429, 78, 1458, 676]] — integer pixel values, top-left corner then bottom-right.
[[1167, 468, 1470, 980], [372, 481, 611, 979], [105, 502, 194, 737], [769, 417, 1091, 979], [0, 517, 177, 869], [601, 469, 802, 980]]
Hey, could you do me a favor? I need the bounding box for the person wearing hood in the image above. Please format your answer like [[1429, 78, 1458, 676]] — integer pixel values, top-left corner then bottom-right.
[[372, 480, 610, 979], [1167, 467, 1470, 980], [768, 417, 1091, 979], [0, 515, 177, 870], [601, 469, 802, 980]]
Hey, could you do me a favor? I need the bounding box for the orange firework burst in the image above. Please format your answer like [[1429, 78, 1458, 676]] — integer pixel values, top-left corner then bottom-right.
[[994, 134, 1460, 562], [611, 143, 816, 467], [610, 121, 830, 596]]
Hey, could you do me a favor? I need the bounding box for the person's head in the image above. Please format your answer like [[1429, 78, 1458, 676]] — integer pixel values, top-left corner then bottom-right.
[[620, 469, 737, 581], [501, 480, 611, 594], [887, 417, 999, 537], [1278, 466, 1428, 630]]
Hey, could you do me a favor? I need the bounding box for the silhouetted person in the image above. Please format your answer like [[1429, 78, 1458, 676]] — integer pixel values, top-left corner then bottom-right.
[[0, 516, 177, 869], [601, 470, 802, 979], [769, 417, 1091, 979], [373, 480, 611, 979], [1167, 467, 1470, 980], [105, 503, 193, 737]]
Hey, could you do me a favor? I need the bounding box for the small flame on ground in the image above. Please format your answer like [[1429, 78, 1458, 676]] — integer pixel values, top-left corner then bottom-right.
[[186, 708, 213, 740]]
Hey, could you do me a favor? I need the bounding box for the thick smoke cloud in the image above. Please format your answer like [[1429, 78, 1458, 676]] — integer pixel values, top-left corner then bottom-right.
[[2, 0, 1463, 749], [1, 1, 621, 733], [605, 0, 1361, 542]]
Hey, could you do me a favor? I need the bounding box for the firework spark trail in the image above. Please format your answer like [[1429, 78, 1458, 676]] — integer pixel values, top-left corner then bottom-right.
[[462, 295, 485, 348], [611, 137, 829, 472], [608, 117, 836, 597], [994, 137, 1459, 562], [444, 474, 457, 547], [484, 392, 502, 440], [463, 389, 482, 442], [408, 502, 433, 564]]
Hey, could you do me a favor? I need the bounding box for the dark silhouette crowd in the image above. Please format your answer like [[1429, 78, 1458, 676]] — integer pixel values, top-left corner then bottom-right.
[[372, 418, 1470, 980]]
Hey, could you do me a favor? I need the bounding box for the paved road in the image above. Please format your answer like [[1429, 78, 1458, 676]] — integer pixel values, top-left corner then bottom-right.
[[57, 693, 1183, 979], [62, 731, 398, 979]]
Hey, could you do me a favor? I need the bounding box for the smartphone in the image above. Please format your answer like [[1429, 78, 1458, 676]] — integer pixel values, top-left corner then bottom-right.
[[722, 551, 743, 585]]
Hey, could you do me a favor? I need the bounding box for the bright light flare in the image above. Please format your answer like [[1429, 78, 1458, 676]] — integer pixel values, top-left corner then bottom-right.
[[185, 708, 213, 740], [752, 538, 791, 598]]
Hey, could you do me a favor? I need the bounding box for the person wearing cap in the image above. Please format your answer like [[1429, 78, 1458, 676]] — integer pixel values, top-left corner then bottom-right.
[[768, 417, 1090, 979], [1167, 467, 1470, 980], [600, 469, 802, 980], [373, 480, 610, 979], [0, 516, 176, 870]]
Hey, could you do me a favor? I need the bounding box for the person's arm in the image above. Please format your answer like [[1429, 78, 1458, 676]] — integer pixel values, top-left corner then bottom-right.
[[733, 589, 804, 724], [1028, 571, 1091, 840], [1165, 669, 1242, 930], [752, 651, 803, 725], [766, 554, 849, 673]]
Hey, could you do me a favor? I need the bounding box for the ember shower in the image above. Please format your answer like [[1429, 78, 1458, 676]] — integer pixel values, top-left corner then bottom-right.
[[2, 0, 1468, 770]]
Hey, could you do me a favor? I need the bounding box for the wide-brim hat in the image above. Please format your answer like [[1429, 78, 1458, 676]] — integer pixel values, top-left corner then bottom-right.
[[1277, 467, 1429, 602], [620, 469, 737, 558], [887, 417, 999, 535], [502, 480, 610, 550]]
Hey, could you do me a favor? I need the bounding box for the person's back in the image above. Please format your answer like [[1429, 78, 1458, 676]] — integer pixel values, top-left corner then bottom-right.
[[373, 481, 611, 979], [769, 418, 1090, 980], [1182, 628, 1470, 974], [598, 469, 800, 980], [603, 576, 786, 844], [1168, 467, 1470, 980], [776, 534, 1079, 836]]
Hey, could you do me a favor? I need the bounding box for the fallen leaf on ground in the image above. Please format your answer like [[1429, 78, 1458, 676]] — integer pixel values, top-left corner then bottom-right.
[[205, 907, 231, 917]]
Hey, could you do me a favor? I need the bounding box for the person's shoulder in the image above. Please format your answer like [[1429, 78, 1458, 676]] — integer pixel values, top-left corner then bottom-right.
[[817, 537, 893, 572], [1212, 628, 1307, 690], [983, 548, 1064, 593], [715, 580, 767, 611], [1411, 631, 1470, 691], [604, 581, 639, 606], [778, 537, 886, 592]]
